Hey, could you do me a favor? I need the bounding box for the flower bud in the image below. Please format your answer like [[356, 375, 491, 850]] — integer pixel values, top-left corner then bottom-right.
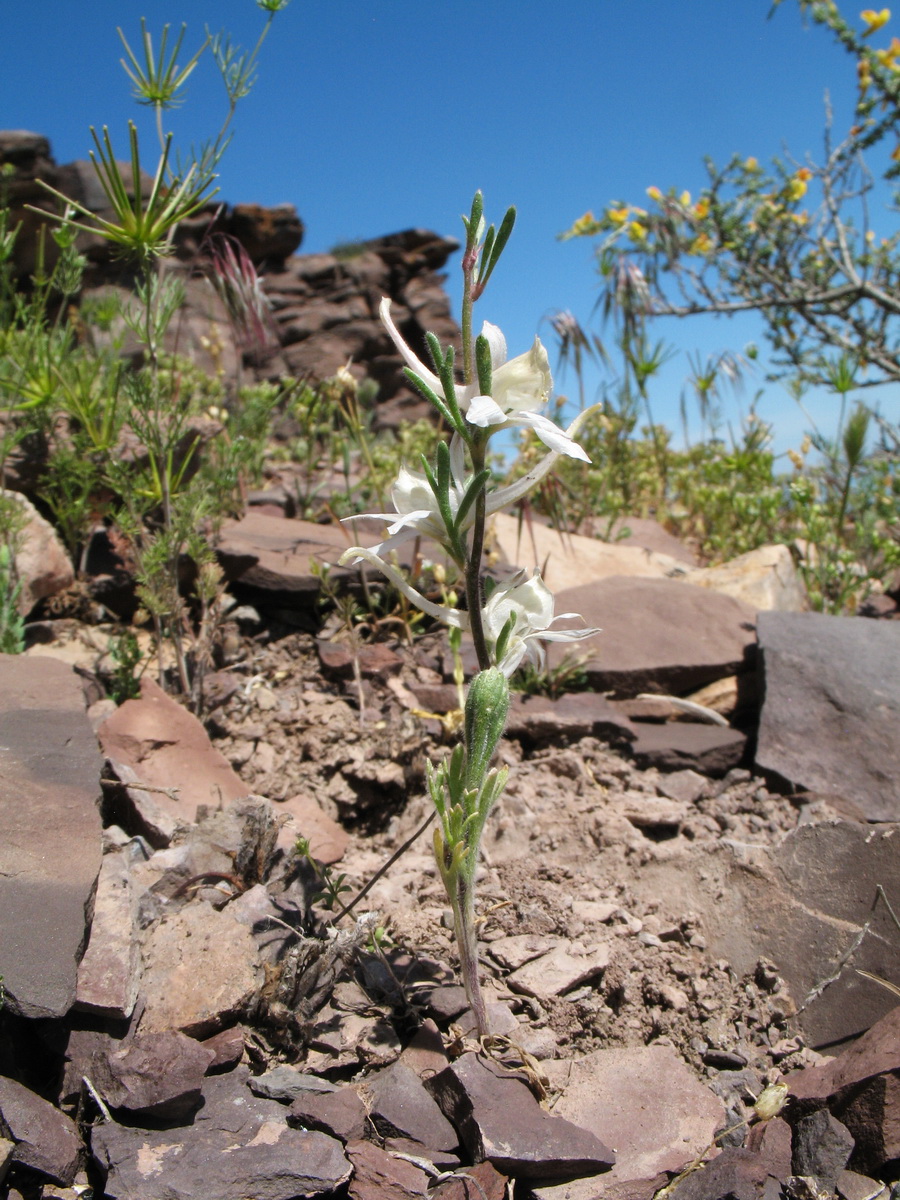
[[464, 668, 510, 788]]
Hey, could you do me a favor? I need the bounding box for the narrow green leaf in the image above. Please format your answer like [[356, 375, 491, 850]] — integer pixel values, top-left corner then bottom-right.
[[475, 333, 492, 396], [481, 205, 516, 288], [453, 468, 490, 532]]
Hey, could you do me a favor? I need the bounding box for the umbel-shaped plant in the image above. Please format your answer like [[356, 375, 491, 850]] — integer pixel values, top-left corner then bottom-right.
[[340, 192, 600, 1039]]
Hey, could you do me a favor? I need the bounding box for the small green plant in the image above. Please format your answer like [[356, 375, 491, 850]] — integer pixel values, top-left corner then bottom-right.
[[108, 629, 143, 703], [294, 837, 354, 911], [512, 650, 589, 700], [0, 544, 25, 655], [27, 5, 289, 704]]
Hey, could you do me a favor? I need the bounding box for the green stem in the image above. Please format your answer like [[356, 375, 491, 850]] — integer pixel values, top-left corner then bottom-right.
[[453, 875, 489, 1039], [466, 437, 491, 672]]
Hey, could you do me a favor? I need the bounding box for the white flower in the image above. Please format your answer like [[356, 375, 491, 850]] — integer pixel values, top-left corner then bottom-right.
[[380, 297, 590, 461], [483, 571, 600, 677], [343, 401, 602, 563], [334, 561, 599, 679], [346, 435, 469, 561]]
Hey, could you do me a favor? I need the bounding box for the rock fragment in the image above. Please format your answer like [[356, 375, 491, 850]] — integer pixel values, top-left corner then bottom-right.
[[536, 1046, 726, 1200], [0, 1076, 82, 1186], [0, 655, 102, 1019], [425, 1053, 614, 1185], [756, 611, 900, 820]]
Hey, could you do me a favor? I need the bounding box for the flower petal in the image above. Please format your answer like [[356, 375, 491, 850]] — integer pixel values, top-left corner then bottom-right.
[[379, 297, 444, 397], [338, 547, 468, 628], [513, 411, 591, 461], [466, 394, 508, 428], [480, 320, 508, 368], [486, 404, 602, 513]]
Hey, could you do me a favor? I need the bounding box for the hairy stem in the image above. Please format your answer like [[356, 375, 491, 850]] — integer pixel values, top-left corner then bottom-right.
[[453, 875, 489, 1039]]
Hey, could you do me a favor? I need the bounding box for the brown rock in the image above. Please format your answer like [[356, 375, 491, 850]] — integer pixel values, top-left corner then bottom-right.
[[505, 692, 636, 746], [536, 1046, 725, 1200], [93, 1066, 351, 1200], [628, 825, 900, 1048], [756, 611, 900, 821], [74, 849, 141, 1019], [216, 511, 380, 600], [490, 512, 684, 593], [792, 1110, 855, 1188], [318, 639, 403, 680], [605, 517, 700, 566], [2, 490, 74, 615], [98, 675, 248, 831], [228, 202, 304, 263], [628, 722, 747, 777], [685, 543, 808, 612], [346, 1139, 429, 1200], [364, 1062, 459, 1151], [276, 793, 349, 865], [90, 1031, 215, 1120], [138, 901, 260, 1036], [549, 576, 757, 696], [200, 1025, 246, 1072], [506, 942, 611, 1002], [425, 1053, 615, 1185], [431, 1160, 509, 1200], [0, 1076, 82, 1187], [289, 1088, 369, 1142], [398, 1019, 449, 1080], [666, 1146, 780, 1200], [0, 655, 102, 1019]]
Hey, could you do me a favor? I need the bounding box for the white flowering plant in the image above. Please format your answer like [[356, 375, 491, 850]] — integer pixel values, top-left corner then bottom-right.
[[340, 193, 599, 1039]]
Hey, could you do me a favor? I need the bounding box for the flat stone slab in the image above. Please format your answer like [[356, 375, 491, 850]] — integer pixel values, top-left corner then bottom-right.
[[0, 655, 102, 1019], [505, 692, 635, 746], [756, 611, 900, 820], [98, 676, 248, 832], [490, 512, 685, 593], [628, 821, 900, 1047], [682, 543, 808, 612], [549, 577, 757, 696], [92, 1066, 351, 1200], [425, 1053, 615, 1186], [536, 1046, 725, 1200], [506, 941, 612, 1002], [628, 722, 747, 777], [216, 511, 423, 601]]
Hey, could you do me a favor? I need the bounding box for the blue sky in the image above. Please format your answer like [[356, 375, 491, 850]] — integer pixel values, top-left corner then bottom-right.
[[6, 1, 897, 455]]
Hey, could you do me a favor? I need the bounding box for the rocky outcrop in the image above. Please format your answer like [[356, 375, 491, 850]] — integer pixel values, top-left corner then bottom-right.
[[0, 130, 462, 429]]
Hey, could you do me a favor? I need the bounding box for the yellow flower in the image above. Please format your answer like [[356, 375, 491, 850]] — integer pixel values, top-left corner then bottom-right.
[[744, 156, 759, 170], [858, 58, 873, 89], [694, 198, 710, 219], [791, 212, 809, 225], [788, 449, 805, 471], [892, 143, 900, 160], [646, 185, 663, 201], [608, 205, 630, 226], [565, 211, 602, 238], [679, 190, 692, 207], [787, 177, 808, 200], [689, 232, 713, 255], [628, 220, 647, 242], [861, 8, 890, 35]]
